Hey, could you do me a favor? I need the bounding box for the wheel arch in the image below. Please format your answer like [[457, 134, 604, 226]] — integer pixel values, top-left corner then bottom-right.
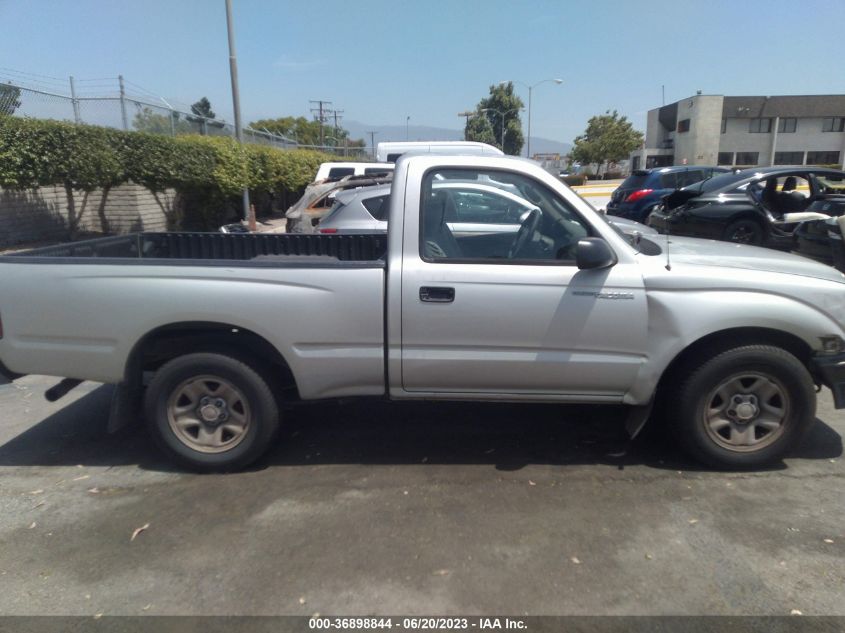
[[124, 321, 300, 399], [655, 326, 813, 396]]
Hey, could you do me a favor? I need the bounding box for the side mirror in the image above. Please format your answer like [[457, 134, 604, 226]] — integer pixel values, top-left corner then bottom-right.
[[576, 238, 617, 270]]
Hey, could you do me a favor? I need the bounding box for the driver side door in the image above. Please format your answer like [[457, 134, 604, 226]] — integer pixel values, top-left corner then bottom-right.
[[399, 166, 648, 399]]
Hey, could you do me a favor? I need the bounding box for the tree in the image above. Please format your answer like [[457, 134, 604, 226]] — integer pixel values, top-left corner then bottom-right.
[[133, 107, 194, 135], [250, 116, 364, 150], [0, 84, 22, 116], [474, 82, 525, 155], [464, 111, 496, 145], [570, 110, 643, 177], [251, 116, 323, 145], [190, 97, 215, 120], [464, 83, 525, 154]]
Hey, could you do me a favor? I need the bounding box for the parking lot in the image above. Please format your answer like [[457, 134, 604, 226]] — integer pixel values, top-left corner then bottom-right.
[[0, 375, 843, 616]]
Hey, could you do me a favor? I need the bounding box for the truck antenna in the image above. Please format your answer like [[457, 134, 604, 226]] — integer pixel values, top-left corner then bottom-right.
[[665, 210, 672, 271]]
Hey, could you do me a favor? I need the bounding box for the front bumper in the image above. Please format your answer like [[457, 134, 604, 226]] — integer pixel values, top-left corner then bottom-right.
[[811, 352, 845, 408]]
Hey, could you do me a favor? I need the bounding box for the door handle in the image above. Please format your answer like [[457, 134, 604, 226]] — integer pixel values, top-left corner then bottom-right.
[[419, 286, 455, 303]]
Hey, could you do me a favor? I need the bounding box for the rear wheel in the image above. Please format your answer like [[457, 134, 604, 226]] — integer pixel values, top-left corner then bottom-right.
[[144, 352, 280, 472], [672, 345, 815, 468], [724, 219, 764, 245]]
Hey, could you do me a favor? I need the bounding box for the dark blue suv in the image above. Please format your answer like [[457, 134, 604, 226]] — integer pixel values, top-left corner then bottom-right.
[[606, 165, 730, 223]]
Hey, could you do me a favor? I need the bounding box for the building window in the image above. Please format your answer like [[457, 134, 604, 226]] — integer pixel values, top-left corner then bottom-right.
[[749, 118, 772, 133], [677, 118, 690, 133], [777, 118, 797, 133], [822, 118, 845, 132], [774, 151, 804, 165], [717, 152, 733, 165], [735, 152, 759, 166], [806, 151, 840, 165], [721, 118, 727, 134]]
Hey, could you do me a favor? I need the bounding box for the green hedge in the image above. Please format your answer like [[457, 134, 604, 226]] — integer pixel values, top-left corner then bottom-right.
[[0, 116, 337, 230]]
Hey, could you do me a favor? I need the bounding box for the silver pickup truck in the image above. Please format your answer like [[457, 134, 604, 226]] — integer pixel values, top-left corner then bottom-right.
[[2, 154, 845, 471]]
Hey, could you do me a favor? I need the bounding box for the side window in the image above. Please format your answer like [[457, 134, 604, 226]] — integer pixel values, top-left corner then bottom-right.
[[677, 170, 704, 187], [776, 175, 810, 197], [420, 168, 592, 263], [364, 167, 393, 176], [362, 195, 390, 221], [328, 167, 355, 179], [659, 172, 678, 189]]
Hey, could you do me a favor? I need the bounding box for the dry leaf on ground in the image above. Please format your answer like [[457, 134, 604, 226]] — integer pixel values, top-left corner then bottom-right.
[[130, 523, 150, 542]]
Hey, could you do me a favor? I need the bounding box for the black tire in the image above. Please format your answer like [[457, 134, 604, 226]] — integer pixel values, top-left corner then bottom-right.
[[724, 218, 764, 245], [144, 352, 280, 472], [672, 345, 815, 469]]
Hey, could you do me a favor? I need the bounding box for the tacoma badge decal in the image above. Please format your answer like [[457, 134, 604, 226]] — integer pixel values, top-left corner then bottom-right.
[[573, 290, 635, 300]]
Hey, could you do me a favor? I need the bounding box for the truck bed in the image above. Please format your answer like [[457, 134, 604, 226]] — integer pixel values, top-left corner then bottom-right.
[[0, 231, 388, 392], [4, 232, 387, 266]]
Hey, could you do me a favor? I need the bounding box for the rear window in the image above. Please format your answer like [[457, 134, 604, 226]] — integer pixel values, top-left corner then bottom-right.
[[659, 172, 679, 189], [362, 195, 390, 221], [328, 167, 355, 179], [619, 172, 650, 189]]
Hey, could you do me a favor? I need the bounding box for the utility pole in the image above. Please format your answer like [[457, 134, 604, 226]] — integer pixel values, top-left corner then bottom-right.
[[118, 75, 129, 131], [225, 0, 251, 225], [406, 116, 410, 141], [309, 100, 332, 148], [368, 131, 378, 159], [458, 111, 475, 140], [69, 76, 81, 124], [332, 109, 344, 150]]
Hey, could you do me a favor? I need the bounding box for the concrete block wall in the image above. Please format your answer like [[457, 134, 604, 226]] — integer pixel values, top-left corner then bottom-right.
[[0, 183, 176, 248]]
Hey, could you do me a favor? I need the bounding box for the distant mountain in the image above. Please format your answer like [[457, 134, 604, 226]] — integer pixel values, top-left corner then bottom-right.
[[344, 120, 572, 158]]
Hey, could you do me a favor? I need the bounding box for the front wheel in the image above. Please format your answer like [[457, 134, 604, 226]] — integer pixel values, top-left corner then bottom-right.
[[672, 345, 815, 468], [144, 352, 280, 472], [724, 219, 764, 245]]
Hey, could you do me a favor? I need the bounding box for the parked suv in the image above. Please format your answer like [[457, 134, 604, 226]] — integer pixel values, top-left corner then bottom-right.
[[606, 166, 730, 223]]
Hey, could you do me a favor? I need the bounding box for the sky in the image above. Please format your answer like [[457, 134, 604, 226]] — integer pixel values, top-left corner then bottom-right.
[[2, 0, 845, 144]]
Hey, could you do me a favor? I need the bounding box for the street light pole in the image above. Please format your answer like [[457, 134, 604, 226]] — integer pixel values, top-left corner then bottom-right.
[[406, 116, 410, 141], [481, 107, 522, 154], [500, 78, 563, 158], [225, 0, 250, 224]]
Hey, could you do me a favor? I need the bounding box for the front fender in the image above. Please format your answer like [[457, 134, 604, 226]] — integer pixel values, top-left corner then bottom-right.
[[625, 288, 844, 404]]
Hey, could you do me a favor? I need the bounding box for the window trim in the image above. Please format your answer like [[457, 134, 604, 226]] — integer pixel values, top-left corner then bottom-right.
[[774, 151, 805, 166], [777, 118, 797, 133], [822, 117, 845, 133], [417, 166, 596, 267], [806, 150, 841, 165], [734, 151, 760, 166], [749, 118, 772, 133]]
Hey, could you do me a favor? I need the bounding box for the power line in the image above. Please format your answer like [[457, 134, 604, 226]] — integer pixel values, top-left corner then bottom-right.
[[0, 66, 67, 83]]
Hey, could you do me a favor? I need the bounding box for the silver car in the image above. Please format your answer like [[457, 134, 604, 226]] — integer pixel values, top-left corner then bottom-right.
[[318, 181, 657, 238]]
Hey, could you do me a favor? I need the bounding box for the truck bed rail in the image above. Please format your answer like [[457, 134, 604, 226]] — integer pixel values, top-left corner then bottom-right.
[[6, 232, 387, 263]]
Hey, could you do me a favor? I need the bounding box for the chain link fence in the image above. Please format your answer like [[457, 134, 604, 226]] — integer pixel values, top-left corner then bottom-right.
[[1, 76, 369, 156]]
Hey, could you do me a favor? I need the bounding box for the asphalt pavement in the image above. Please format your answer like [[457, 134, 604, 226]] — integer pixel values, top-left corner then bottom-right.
[[0, 375, 843, 616]]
